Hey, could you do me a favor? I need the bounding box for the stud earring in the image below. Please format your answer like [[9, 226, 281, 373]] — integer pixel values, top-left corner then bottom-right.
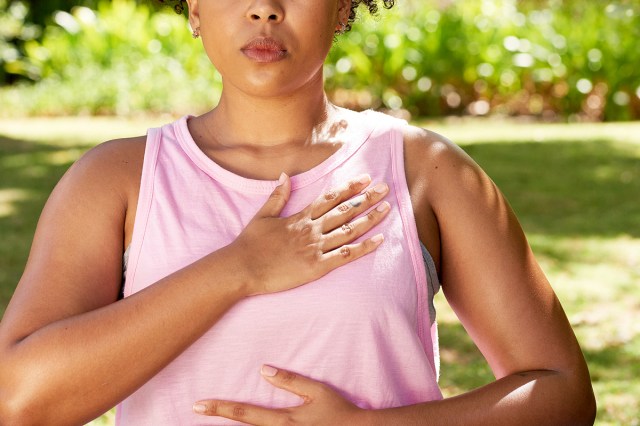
[[336, 22, 347, 35], [192, 26, 201, 39]]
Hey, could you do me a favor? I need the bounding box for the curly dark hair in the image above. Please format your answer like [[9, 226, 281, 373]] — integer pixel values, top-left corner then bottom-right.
[[156, 0, 395, 31], [346, 0, 395, 31]]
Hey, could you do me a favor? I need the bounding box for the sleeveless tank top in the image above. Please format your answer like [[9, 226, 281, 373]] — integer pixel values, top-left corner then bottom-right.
[[117, 109, 442, 424]]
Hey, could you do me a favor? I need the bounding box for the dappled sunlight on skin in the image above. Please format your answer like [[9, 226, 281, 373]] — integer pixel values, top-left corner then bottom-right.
[[0, 118, 635, 424]]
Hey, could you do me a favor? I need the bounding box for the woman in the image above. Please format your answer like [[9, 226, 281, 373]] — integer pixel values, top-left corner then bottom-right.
[[0, 0, 596, 424]]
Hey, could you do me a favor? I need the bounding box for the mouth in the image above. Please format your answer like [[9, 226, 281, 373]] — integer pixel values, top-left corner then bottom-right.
[[241, 37, 288, 63]]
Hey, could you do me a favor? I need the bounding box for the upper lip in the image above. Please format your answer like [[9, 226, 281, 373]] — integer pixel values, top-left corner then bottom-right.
[[241, 37, 287, 52]]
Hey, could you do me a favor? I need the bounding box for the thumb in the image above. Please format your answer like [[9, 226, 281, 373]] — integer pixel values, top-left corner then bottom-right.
[[260, 365, 321, 398], [255, 173, 291, 218]]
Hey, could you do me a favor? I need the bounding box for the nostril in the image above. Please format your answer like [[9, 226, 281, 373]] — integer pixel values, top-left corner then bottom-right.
[[251, 14, 260, 20], [268, 14, 278, 21]]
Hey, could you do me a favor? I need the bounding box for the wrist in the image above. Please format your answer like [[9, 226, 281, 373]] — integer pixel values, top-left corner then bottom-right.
[[352, 408, 380, 426], [218, 240, 260, 298]]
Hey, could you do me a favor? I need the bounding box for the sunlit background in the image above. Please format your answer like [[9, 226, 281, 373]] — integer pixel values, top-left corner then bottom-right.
[[2, 0, 639, 120]]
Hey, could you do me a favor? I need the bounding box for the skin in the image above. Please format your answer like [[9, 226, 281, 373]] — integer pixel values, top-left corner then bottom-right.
[[0, 0, 596, 425]]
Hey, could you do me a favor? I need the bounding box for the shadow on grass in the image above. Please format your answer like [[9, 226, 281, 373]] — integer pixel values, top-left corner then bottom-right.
[[436, 321, 494, 395], [438, 319, 640, 386], [462, 139, 640, 239], [437, 319, 640, 422], [0, 134, 89, 313]]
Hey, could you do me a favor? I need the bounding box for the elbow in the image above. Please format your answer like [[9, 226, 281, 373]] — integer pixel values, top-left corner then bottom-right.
[[564, 369, 597, 425], [579, 386, 597, 425], [0, 395, 39, 426], [0, 371, 52, 426]]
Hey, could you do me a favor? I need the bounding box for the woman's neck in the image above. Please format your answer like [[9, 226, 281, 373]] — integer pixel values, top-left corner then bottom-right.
[[203, 76, 338, 150], [187, 77, 351, 180]]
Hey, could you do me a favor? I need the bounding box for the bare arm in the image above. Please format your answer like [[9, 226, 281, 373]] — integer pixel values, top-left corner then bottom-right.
[[376, 127, 596, 424], [0, 138, 390, 425]]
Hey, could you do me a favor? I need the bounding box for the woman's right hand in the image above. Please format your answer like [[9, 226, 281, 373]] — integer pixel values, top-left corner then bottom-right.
[[232, 173, 390, 296]]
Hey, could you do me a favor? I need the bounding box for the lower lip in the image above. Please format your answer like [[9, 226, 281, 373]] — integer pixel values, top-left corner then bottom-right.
[[241, 48, 287, 63]]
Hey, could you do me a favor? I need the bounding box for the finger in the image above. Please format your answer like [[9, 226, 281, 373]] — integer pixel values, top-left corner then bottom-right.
[[319, 182, 389, 233], [193, 399, 284, 425], [254, 173, 291, 218], [320, 201, 390, 252], [319, 234, 384, 272], [307, 174, 372, 219], [259, 365, 321, 402]]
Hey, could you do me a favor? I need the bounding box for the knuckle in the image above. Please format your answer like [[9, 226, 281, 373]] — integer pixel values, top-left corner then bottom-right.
[[270, 191, 285, 202], [281, 371, 298, 384], [324, 190, 338, 201], [337, 203, 351, 213], [365, 190, 374, 202], [366, 211, 376, 221], [348, 181, 359, 191], [340, 246, 352, 258], [232, 405, 246, 418], [305, 248, 323, 265], [341, 223, 353, 234], [300, 222, 313, 235]]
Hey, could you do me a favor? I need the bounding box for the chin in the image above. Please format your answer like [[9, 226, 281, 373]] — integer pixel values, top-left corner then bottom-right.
[[226, 71, 322, 99]]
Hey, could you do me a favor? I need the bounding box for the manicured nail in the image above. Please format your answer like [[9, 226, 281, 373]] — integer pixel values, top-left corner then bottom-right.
[[193, 403, 207, 414], [373, 183, 388, 194], [261, 365, 278, 377], [278, 172, 287, 185], [371, 234, 384, 245], [376, 201, 390, 212], [358, 174, 371, 184]]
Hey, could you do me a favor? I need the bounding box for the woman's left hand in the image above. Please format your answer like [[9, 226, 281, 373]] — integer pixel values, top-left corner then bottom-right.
[[193, 365, 367, 425]]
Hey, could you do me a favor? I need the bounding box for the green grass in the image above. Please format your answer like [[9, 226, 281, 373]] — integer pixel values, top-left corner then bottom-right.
[[1, 117, 639, 425]]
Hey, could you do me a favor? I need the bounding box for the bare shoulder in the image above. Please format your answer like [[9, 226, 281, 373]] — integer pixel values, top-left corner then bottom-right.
[[68, 135, 146, 194], [402, 123, 489, 211]]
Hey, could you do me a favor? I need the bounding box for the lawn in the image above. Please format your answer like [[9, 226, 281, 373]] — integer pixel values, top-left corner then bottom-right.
[[1, 117, 638, 425]]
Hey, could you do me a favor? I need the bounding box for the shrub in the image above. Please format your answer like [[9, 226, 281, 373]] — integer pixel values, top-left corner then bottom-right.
[[1, 0, 639, 120], [0, 0, 42, 83], [1, 0, 221, 116], [326, 0, 640, 120]]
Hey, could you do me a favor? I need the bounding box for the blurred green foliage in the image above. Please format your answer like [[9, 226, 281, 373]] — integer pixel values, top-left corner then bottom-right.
[[1, 0, 639, 120], [327, 0, 640, 120], [0, 0, 41, 83], [1, 0, 219, 115]]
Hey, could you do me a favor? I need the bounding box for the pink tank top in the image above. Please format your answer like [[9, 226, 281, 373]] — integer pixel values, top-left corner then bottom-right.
[[117, 110, 442, 424]]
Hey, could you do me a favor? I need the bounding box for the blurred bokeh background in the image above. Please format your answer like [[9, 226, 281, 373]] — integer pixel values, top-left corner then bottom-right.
[[0, 0, 638, 424], [2, 0, 639, 120]]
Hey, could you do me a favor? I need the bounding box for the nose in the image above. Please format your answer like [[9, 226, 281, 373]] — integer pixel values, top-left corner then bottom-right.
[[246, 0, 284, 23]]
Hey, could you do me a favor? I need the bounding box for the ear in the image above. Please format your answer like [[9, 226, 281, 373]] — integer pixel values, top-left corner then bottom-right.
[[185, 0, 200, 32], [337, 0, 352, 28]]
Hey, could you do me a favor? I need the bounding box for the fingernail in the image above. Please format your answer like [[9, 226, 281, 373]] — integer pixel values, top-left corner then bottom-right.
[[193, 403, 207, 414], [376, 201, 390, 212], [261, 365, 278, 377], [358, 174, 371, 184], [373, 183, 388, 194], [278, 172, 287, 185], [371, 234, 384, 245]]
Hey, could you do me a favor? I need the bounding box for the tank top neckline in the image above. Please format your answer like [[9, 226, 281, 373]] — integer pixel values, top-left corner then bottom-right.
[[173, 109, 378, 194]]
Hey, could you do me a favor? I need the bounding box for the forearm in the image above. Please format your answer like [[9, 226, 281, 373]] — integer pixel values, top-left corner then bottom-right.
[[0, 244, 249, 425], [366, 369, 596, 426]]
